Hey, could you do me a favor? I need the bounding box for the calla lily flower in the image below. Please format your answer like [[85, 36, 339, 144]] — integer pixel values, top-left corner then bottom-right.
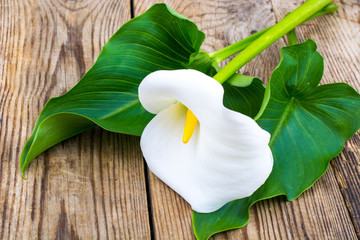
[[138, 69, 273, 213]]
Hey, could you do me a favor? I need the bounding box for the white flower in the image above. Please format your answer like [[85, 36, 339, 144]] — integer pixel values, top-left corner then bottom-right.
[[138, 69, 273, 213]]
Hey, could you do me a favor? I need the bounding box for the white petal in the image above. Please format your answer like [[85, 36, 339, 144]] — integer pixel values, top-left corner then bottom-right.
[[139, 69, 273, 213]]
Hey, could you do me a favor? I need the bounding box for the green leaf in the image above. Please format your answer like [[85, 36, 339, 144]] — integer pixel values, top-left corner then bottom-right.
[[223, 74, 265, 119], [184, 50, 219, 76], [20, 3, 206, 175], [193, 39, 360, 240]]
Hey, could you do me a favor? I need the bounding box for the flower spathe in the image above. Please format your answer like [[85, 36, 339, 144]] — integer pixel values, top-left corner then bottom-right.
[[138, 69, 273, 213]]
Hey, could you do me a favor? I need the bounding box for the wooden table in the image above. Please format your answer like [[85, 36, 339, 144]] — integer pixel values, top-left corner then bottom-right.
[[1, 0, 359, 239]]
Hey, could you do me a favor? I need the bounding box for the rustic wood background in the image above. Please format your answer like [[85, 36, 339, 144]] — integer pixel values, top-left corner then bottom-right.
[[1, 0, 359, 239]]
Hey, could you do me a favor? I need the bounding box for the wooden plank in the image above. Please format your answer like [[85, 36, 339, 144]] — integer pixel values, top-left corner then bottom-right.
[[135, 0, 359, 239], [273, 0, 360, 237], [134, 0, 280, 239], [272, 0, 360, 237], [0, 0, 151, 239], [329, 1, 360, 236]]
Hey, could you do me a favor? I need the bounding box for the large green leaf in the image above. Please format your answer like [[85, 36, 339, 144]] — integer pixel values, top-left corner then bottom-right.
[[193, 39, 360, 239], [21, 3, 264, 176], [20, 3, 206, 174]]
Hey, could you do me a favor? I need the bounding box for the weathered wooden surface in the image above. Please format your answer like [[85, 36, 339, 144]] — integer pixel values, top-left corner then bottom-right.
[[0, 0, 150, 239], [0, 0, 359, 239]]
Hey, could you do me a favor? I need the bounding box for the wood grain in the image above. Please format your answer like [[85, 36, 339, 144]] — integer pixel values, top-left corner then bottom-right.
[[0, 0, 359, 239], [135, 0, 360, 239], [0, 0, 150, 239], [272, 1, 360, 238]]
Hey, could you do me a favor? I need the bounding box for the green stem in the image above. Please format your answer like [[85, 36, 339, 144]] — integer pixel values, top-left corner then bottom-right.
[[211, 0, 333, 83], [287, 29, 298, 45], [209, 28, 269, 62], [307, 3, 338, 21]]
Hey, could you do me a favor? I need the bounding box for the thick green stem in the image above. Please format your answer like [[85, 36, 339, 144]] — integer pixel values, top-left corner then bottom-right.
[[307, 3, 338, 21], [209, 3, 337, 63], [212, 0, 332, 84]]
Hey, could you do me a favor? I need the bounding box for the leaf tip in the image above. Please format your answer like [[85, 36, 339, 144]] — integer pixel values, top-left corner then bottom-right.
[[21, 165, 27, 180], [20, 146, 29, 179]]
